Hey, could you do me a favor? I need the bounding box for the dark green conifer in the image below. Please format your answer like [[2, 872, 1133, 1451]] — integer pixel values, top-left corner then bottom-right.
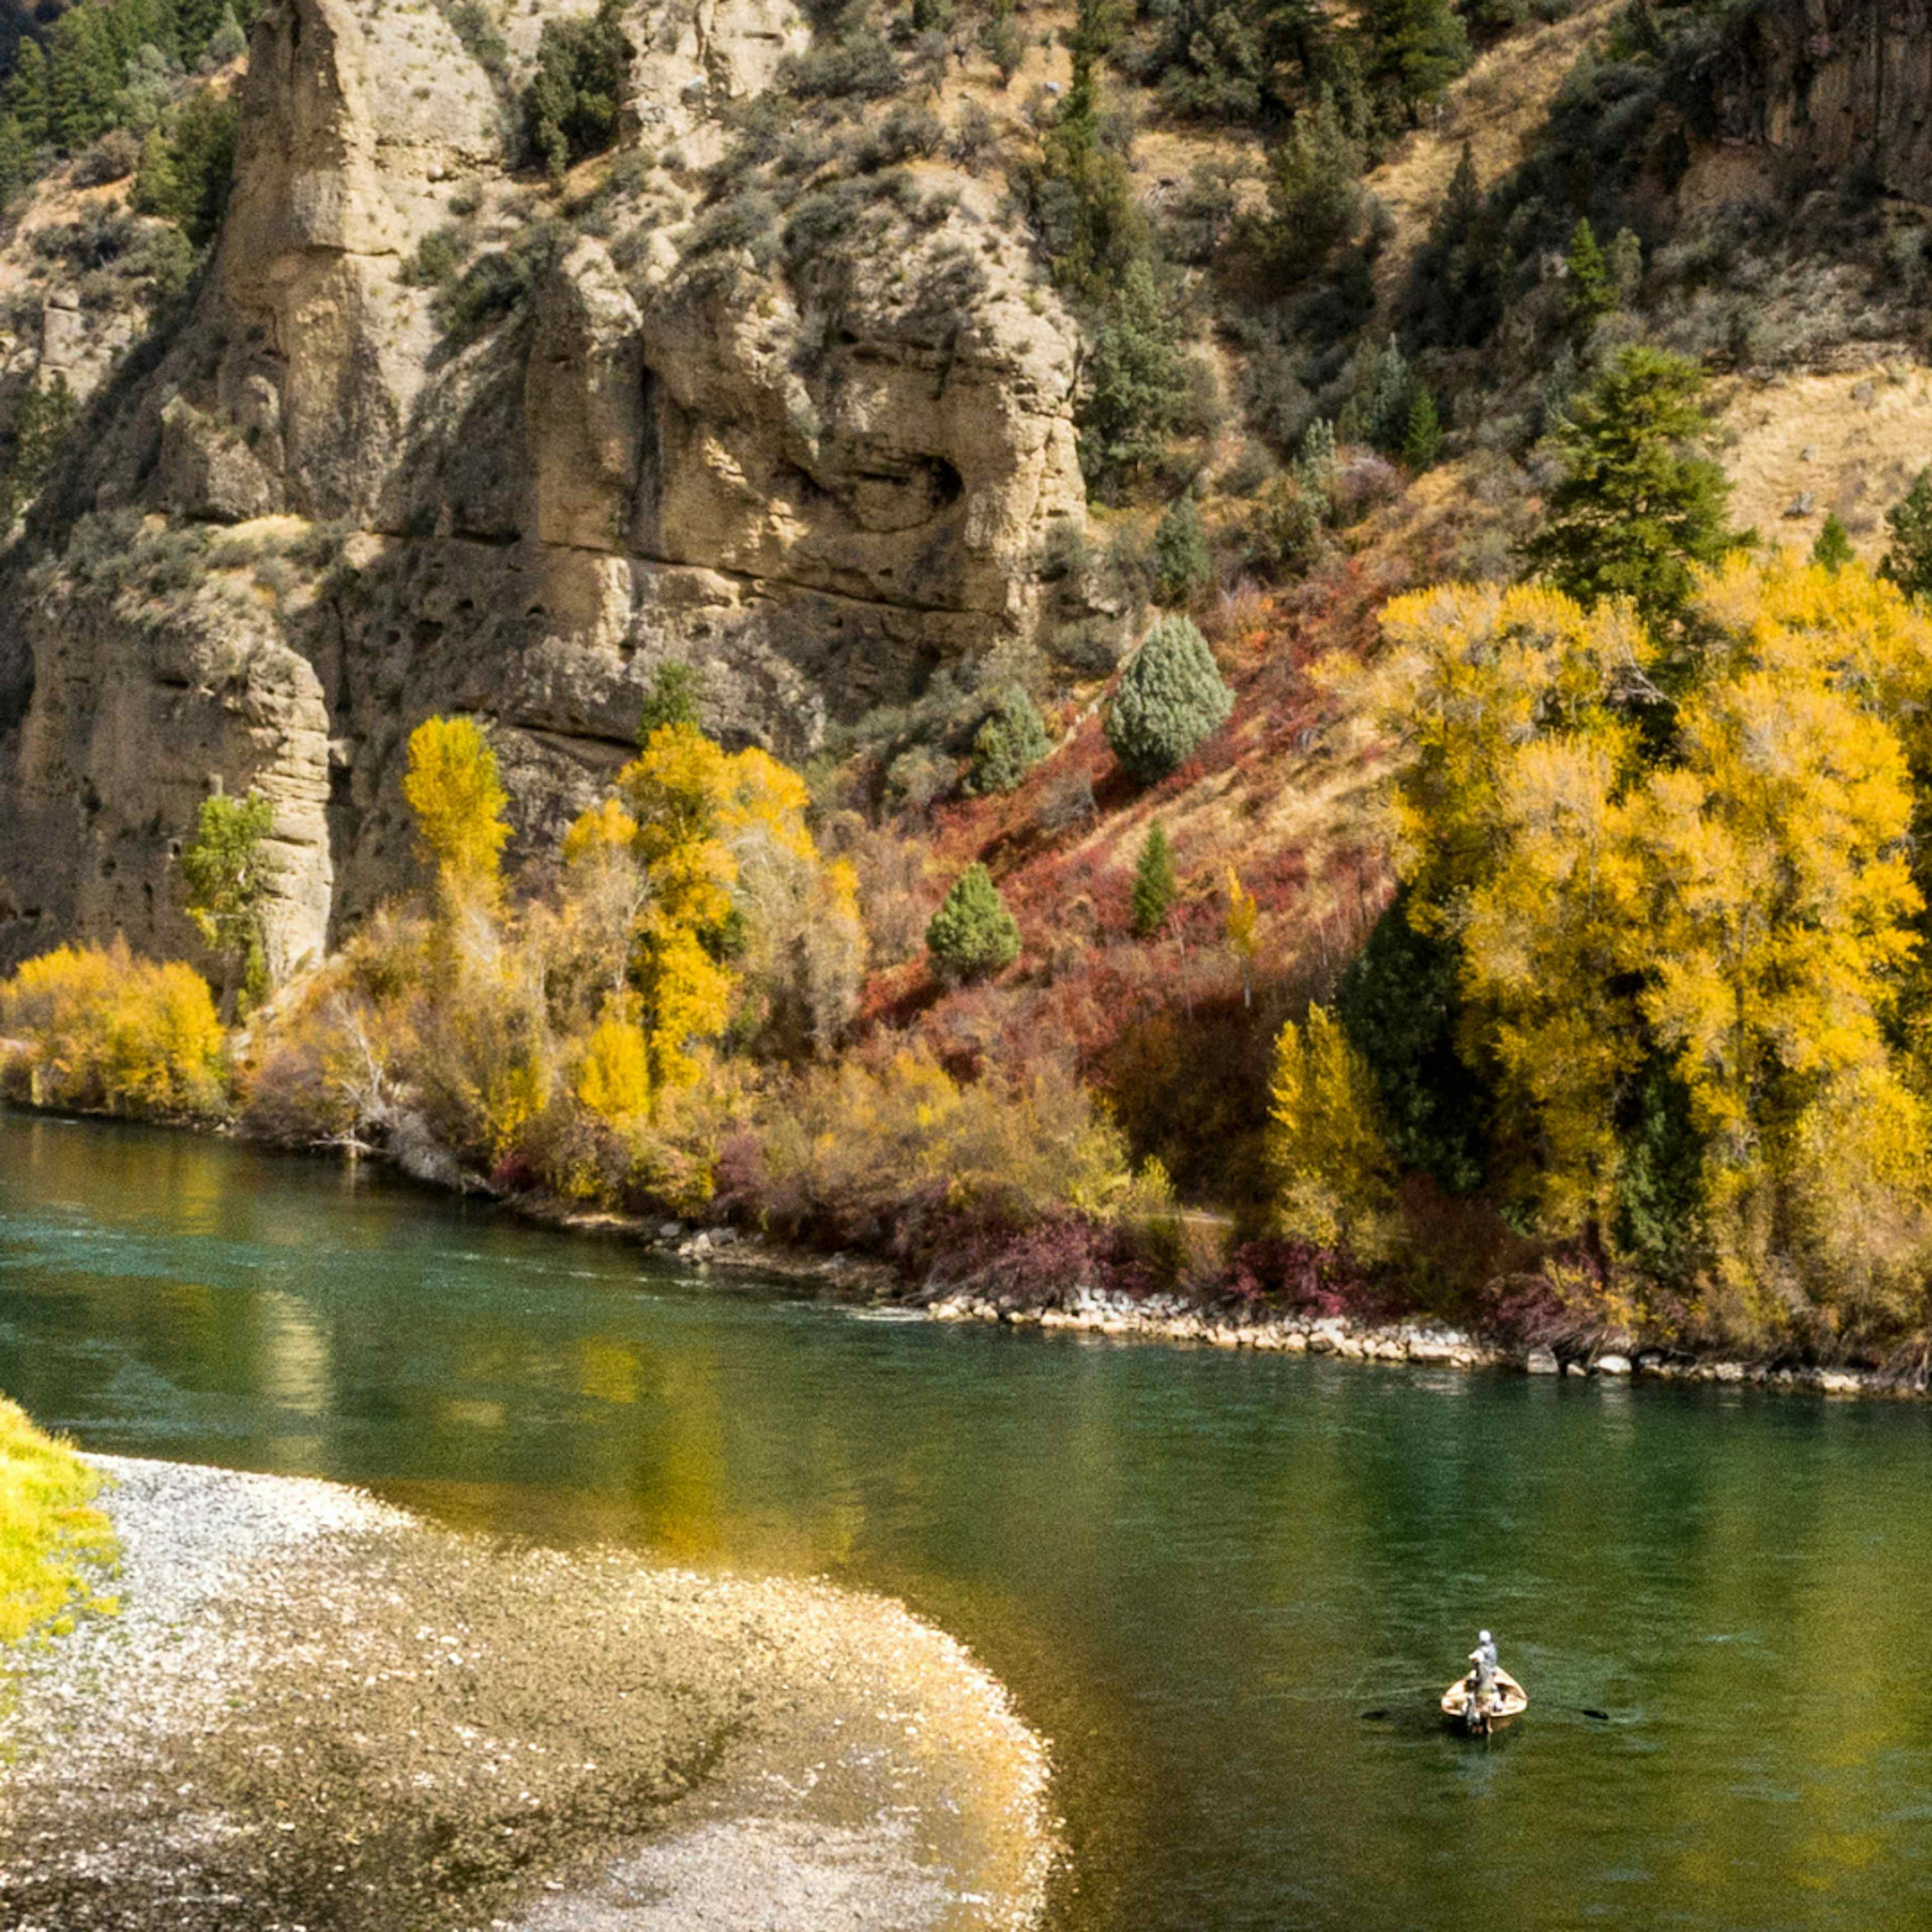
[[1524, 346, 1739, 633], [1880, 468, 1932, 604], [1811, 512, 1854, 575], [1131, 822, 1177, 936], [926, 864, 1021, 981], [1401, 388, 1442, 468], [1151, 498, 1213, 605]]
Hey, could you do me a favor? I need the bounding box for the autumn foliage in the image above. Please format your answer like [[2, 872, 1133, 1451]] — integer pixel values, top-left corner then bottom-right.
[[0, 939, 225, 1119], [1273, 556, 1932, 1349]]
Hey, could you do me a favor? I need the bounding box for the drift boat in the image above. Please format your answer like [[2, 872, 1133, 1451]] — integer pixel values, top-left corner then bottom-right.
[[1441, 1667, 1527, 1732]]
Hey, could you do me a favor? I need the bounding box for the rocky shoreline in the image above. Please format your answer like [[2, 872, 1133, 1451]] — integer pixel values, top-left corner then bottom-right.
[[0, 1456, 1057, 1932], [924, 1286, 1915, 1399]]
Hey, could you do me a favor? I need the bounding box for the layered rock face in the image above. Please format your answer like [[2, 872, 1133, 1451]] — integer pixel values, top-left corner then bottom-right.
[[0, 0, 1086, 969], [1708, 0, 1932, 201]]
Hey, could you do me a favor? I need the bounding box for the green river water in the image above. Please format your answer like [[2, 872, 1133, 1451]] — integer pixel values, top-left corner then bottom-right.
[[4, 1108, 1931, 1930]]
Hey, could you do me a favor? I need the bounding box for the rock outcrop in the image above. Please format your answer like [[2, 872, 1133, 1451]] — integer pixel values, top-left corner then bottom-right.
[[0, 0, 1086, 971], [1708, 0, 1932, 202]]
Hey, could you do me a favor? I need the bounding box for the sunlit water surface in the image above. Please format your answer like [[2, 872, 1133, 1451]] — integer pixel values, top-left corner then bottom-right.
[[4, 1109, 1930, 1930]]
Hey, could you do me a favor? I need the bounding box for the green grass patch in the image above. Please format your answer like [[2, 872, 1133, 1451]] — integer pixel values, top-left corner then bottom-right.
[[0, 1395, 117, 1656]]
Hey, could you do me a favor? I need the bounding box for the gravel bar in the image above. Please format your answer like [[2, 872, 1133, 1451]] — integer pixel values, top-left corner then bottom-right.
[[0, 1457, 1057, 1932]]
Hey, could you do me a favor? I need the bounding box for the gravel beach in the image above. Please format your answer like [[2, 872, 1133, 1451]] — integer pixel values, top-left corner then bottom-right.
[[0, 1457, 1057, 1932]]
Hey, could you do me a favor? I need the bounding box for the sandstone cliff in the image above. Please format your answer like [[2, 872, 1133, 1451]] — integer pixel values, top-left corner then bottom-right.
[[0, 0, 1086, 973]]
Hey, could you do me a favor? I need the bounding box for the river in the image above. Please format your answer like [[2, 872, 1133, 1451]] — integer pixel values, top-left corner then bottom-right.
[[4, 1108, 1931, 1929]]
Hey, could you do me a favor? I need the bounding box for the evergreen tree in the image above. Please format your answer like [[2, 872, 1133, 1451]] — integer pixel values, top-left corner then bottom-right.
[[1105, 614, 1235, 783], [1405, 140, 1501, 348], [1365, 0, 1469, 123], [174, 0, 226, 64], [1078, 258, 1181, 498], [0, 375, 76, 525], [1880, 467, 1932, 603], [1401, 387, 1442, 468], [49, 6, 120, 154], [1260, 92, 1361, 282], [1333, 888, 1487, 1191], [1812, 512, 1854, 574], [1131, 822, 1177, 936], [926, 863, 1021, 981], [1524, 346, 1740, 634], [11, 41, 52, 152], [1563, 216, 1616, 340], [181, 788, 277, 1018], [1151, 497, 1213, 605], [968, 686, 1053, 794], [0, 116, 29, 204]]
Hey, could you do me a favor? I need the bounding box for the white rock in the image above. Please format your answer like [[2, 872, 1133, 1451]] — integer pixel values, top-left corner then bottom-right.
[[1526, 1347, 1560, 1375], [1594, 1354, 1632, 1376]]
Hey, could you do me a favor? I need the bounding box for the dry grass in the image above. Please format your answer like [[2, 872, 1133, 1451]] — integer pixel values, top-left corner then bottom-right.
[[0, 1395, 116, 1652], [1716, 364, 1932, 552]]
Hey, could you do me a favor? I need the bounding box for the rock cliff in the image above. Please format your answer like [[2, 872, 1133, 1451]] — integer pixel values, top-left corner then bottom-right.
[[0, 0, 1086, 970], [1707, 0, 1932, 202]]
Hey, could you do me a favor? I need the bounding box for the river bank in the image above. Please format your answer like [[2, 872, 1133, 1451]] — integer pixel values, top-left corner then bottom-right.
[[0, 1456, 1057, 1932], [521, 1193, 1931, 1403]]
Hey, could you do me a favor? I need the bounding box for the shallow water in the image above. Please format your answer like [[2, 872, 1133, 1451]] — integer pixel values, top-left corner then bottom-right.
[[4, 1108, 1931, 1931]]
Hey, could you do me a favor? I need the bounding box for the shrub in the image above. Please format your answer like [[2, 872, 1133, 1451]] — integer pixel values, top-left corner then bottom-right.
[[73, 127, 139, 186], [968, 686, 1053, 794], [1244, 474, 1324, 580], [782, 30, 902, 101], [405, 223, 469, 288], [1104, 614, 1234, 783], [926, 863, 1021, 980], [1, 940, 226, 1120]]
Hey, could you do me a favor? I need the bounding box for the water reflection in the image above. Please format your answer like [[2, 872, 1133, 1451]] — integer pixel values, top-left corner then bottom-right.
[[5, 1108, 1932, 1930]]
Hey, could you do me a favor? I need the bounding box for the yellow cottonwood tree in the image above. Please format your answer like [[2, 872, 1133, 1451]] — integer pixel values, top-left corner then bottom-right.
[[611, 721, 862, 1089], [1267, 1005, 1398, 1257], [403, 716, 510, 904]]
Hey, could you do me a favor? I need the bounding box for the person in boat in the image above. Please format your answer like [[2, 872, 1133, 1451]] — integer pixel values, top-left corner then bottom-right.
[[1468, 1630, 1499, 1715]]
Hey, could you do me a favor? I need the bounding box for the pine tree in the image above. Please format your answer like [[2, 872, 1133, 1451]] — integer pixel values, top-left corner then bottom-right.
[[968, 686, 1053, 794], [1564, 216, 1616, 339], [1365, 0, 1469, 123], [203, 6, 247, 66], [1524, 346, 1740, 634], [1880, 468, 1932, 603], [926, 864, 1021, 981], [10, 42, 53, 152], [1401, 388, 1442, 468], [1131, 822, 1177, 935], [1078, 258, 1181, 497], [1105, 614, 1235, 783], [49, 7, 120, 154], [1812, 512, 1854, 574], [1261, 92, 1362, 282]]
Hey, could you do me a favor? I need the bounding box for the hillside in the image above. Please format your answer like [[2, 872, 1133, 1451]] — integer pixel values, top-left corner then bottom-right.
[[6, 0, 1932, 1352]]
